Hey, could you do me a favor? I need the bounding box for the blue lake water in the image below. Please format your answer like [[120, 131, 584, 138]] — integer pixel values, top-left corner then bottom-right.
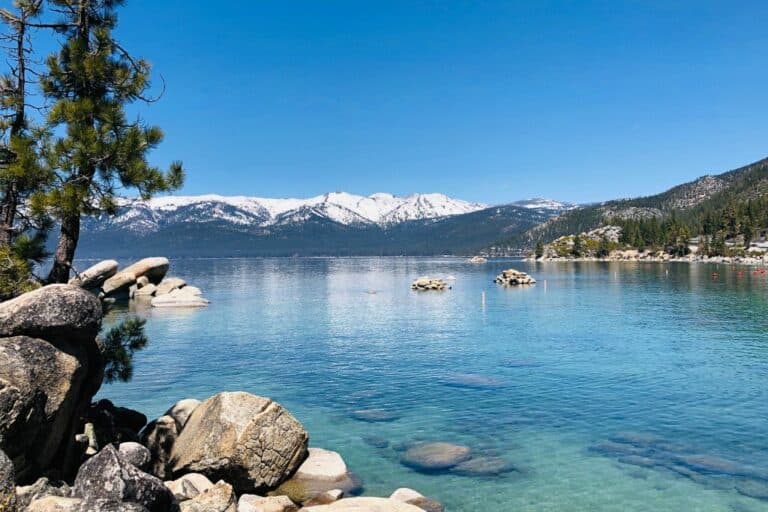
[[98, 258, 768, 511]]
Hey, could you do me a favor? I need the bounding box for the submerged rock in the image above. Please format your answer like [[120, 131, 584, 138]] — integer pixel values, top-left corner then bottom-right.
[[400, 442, 471, 472], [737, 479, 768, 501], [450, 456, 515, 476], [442, 373, 506, 389], [170, 391, 308, 494], [350, 409, 400, 423], [151, 288, 209, 308]]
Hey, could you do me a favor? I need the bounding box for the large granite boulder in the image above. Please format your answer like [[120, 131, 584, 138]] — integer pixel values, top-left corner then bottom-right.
[[169, 392, 309, 494], [154, 278, 186, 297], [0, 285, 104, 482], [102, 272, 138, 298], [0, 336, 90, 482], [0, 285, 102, 344], [68, 260, 119, 290], [121, 258, 170, 285], [15, 477, 72, 510], [273, 448, 361, 503], [74, 445, 178, 512], [164, 473, 214, 502], [164, 399, 201, 431], [389, 488, 443, 512], [0, 448, 16, 510], [26, 496, 150, 511], [238, 494, 298, 512]]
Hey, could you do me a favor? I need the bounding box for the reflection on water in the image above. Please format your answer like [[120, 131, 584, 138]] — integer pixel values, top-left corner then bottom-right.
[[99, 258, 768, 511]]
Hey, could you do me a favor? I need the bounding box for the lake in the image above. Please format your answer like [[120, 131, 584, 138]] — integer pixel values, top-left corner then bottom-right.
[[99, 257, 768, 511]]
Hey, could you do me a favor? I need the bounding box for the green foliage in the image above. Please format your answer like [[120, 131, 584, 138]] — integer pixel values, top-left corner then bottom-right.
[[0, 245, 39, 301], [571, 235, 583, 257], [102, 316, 149, 383], [535, 240, 544, 259], [596, 236, 611, 258]]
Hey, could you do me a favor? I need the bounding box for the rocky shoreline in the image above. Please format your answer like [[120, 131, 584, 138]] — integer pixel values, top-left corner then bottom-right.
[[527, 252, 768, 266], [0, 285, 444, 512]]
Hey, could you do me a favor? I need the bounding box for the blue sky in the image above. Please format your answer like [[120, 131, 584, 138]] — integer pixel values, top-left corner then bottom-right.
[[52, 1, 768, 203]]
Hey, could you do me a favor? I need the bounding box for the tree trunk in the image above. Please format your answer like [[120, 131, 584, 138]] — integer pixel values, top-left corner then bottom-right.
[[48, 212, 80, 283]]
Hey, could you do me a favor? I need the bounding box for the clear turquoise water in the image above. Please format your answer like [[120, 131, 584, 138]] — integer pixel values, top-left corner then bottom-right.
[[98, 258, 768, 511]]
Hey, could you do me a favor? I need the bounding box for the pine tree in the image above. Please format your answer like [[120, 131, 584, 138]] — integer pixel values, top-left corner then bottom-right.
[[0, 1, 52, 249], [42, 0, 184, 283], [571, 234, 583, 257], [534, 240, 544, 259]]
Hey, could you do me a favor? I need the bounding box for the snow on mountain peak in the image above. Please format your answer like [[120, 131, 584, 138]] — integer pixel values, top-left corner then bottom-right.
[[95, 191, 488, 233], [512, 198, 576, 211]]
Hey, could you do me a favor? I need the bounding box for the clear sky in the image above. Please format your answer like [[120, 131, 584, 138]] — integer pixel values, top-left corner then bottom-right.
[[67, 1, 768, 203]]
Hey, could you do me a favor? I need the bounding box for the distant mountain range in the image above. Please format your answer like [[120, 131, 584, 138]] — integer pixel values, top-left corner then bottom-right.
[[77, 192, 574, 257]]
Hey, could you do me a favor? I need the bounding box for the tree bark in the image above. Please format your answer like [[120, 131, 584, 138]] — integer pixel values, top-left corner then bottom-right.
[[48, 212, 80, 283]]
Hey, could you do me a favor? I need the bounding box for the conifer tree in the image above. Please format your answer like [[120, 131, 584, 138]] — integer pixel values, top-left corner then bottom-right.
[[41, 0, 183, 283]]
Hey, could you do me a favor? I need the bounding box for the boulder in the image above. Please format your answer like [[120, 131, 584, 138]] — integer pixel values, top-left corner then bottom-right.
[[119, 442, 152, 471], [301, 490, 343, 507], [155, 278, 187, 297], [181, 286, 203, 297], [349, 409, 400, 423], [139, 415, 178, 479], [272, 448, 360, 503], [68, 260, 119, 290], [0, 285, 102, 344], [133, 284, 157, 298], [179, 481, 236, 512], [0, 335, 91, 481], [121, 258, 170, 284], [450, 456, 514, 476], [73, 445, 178, 512], [165, 399, 201, 430], [151, 288, 209, 308], [165, 473, 214, 502], [301, 497, 424, 512], [16, 477, 72, 510], [0, 448, 16, 510], [170, 392, 308, 494], [238, 494, 298, 512], [400, 442, 471, 472], [84, 399, 147, 448], [494, 269, 536, 286], [102, 272, 138, 298], [410, 277, 449, 291], [389, 489, 443, 512]]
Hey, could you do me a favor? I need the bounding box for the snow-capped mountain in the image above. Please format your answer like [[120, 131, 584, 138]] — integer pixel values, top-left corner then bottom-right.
[[512, 198, 577, 211], [84, 192, 487, 234]]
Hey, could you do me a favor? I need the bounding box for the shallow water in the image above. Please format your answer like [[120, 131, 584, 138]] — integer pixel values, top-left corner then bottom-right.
[[98, 258, 768, 511]]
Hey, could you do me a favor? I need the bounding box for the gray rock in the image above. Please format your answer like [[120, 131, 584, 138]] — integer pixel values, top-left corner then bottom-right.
[[0, 448, 15, 510], [170, 392, 308, 494], [133, 284, 157, 298], [238, 494, 298, 512], [119, 442, 152, 471], [139, 415, 178, 479], [164, 399, 201, 431], [68, 260, 119, 290], [349, 409, 400, 423], [0, 285, 102, 344], [737, 479, 768, 500], [179, 481, 236, 512], [16, 477, 71, 509], [151, 289, 209, 308], [300, 498, 424, 512], [136, 276, 150, 288], [74, 445, 178, 512], [154, 278, 186, 297], [400, 442, 471, 472], [102, 272, 137, 298], [27, 496, 150, 511], [0, 335, 94, 481], [121, 258, 170, 285]]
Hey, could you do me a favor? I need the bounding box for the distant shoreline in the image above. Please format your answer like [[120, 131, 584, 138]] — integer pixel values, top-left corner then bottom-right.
[[525, 255, 768, 266]]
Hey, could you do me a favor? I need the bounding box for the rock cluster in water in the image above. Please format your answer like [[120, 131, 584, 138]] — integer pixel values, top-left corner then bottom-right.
[[494, 269, 536, 286], [0, 285, 444, 511], [410, 277, 450, 291], [590, 431, 768, 502], [70, 257, 209, 307]]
